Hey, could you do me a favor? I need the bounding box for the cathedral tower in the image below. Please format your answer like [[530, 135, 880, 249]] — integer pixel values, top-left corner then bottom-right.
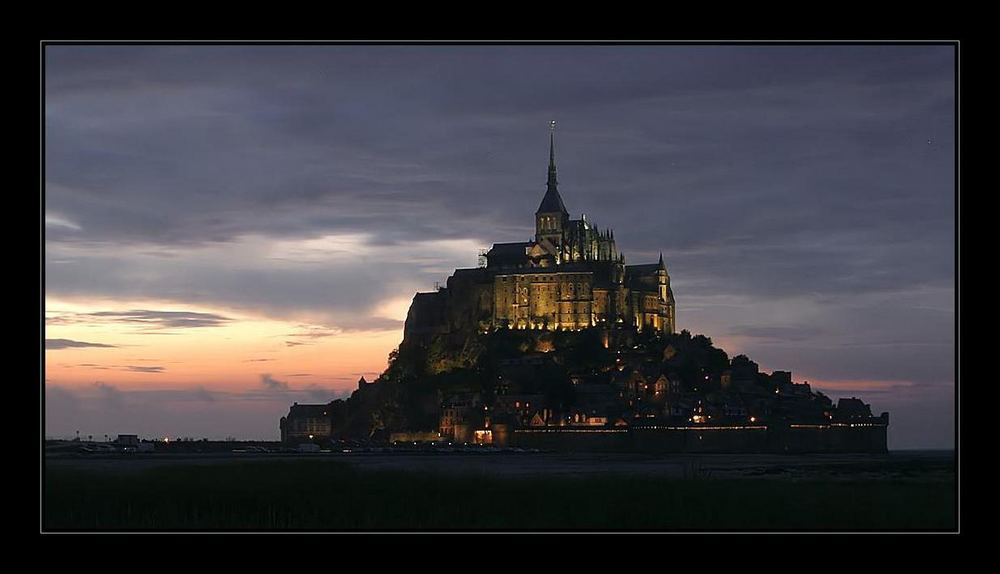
[[535, 122, 569, 261]]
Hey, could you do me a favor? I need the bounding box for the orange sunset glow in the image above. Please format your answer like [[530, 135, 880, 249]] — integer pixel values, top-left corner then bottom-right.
[[46, 297, 400, 391]]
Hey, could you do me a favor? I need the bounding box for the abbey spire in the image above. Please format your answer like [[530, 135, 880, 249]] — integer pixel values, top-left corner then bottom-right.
[[547, 125, 558, 189], [536, 121, 568, 216]]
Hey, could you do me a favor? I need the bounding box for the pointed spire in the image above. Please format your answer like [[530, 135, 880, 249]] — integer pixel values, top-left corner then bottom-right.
[[548, 120, 557, 188], [536, 120, 568, 215]]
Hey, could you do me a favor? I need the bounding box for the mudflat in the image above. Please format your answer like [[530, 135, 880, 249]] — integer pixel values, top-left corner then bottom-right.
[[44, 449, 954, 481]]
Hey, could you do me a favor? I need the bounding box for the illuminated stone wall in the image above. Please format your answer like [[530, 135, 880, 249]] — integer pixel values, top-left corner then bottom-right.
[[494, 271, 595, 330], [404, 262, 676, 338]]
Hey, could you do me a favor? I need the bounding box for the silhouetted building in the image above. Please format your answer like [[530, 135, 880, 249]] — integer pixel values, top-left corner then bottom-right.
[[835, 397, 874, 420], [280, 402, 333, 443], [115, 434, 139, 446]]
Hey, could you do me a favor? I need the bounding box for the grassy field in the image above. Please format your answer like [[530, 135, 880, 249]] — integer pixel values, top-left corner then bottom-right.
[[43, 459, 955, 531]]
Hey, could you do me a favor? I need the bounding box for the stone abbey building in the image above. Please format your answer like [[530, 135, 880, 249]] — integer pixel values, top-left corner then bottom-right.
[[405, 130, 676, 340]]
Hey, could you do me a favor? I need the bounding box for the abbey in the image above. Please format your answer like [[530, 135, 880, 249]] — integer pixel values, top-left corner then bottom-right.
[[404, 129, 676, 340]]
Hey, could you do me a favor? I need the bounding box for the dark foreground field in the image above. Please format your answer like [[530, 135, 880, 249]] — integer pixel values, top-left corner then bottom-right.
[[44, 452, 955, 531]]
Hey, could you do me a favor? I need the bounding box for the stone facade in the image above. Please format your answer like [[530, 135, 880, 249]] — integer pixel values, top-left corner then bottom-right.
[[405, 131, 675, 341]]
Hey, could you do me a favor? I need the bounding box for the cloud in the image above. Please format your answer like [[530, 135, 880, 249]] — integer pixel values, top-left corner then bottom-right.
[[46, 338, 116, 350], [726, 324, 826, 341], [291, 326, 339, 338], [259, 373, 288, 391], [72, 363, 113, 371], [284, 325, 340, 342], [47, 309, 233, 331], [123, 365, 165, 373], [85, 309, 231, 329], [55, 363, 169, 374], [45, 213, 81, 231], [806, 379, 918, 394]]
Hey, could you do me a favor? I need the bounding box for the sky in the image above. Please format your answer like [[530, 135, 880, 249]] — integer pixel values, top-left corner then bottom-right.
[[43, 44, 956, 448]]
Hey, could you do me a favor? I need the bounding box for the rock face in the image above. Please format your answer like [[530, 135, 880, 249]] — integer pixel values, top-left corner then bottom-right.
[[404, 269, 493, 343], [281, 326, 889, 453]]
